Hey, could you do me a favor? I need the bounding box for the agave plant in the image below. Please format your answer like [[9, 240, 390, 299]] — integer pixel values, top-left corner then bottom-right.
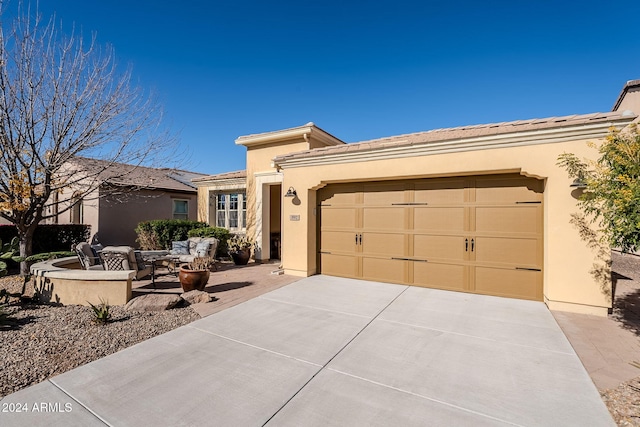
[[88, 298, 112, 324]]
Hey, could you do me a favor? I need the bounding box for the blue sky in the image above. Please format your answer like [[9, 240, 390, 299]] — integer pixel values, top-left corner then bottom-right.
[[5, 1, 640, 174]]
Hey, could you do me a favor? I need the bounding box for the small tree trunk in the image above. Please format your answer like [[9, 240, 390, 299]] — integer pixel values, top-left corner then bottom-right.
[[18, 227, 35, 277]]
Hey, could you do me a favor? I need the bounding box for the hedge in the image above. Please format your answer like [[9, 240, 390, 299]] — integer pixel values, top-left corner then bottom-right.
[[0, 224, 90, 253], [135, 219, 208, 251]]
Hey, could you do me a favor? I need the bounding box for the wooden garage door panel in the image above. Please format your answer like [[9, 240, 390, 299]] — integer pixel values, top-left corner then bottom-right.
[[474, 267, 542, 301], [321, 208, 357, 229], [475, 176, 543, 204], [321, 231, 357, 254], [320, 253, 358, 278], [413, 262, 467, 291], [363, 207, 405, 230], [475, 206, 541, 234], [413, 207, 465, 232], [318, 174, 543, 302], [474, 237, 540, 267], [362, 258, 406, 283], [318, 184, 361, 205], [414, 235, 464, 262], [414, 179, 466, 204], [363, 182, 408, 204], [362, 232, 405, 257]]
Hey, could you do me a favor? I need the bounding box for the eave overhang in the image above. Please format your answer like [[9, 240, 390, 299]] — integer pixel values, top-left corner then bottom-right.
[[235, 122, 345, 148], [273, 115, 637, 169]]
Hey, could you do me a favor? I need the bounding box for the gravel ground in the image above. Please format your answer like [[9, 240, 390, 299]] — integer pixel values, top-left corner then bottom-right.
[[0, 274, 199, 398]]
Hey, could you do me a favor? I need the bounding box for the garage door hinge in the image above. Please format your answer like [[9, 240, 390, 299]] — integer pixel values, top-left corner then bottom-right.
[[515, 267, 541, 271], [515, 201, 541, 204]]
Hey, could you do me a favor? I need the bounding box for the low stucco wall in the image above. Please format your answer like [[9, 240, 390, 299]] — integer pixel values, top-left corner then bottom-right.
[[30, 257, 134, 306]]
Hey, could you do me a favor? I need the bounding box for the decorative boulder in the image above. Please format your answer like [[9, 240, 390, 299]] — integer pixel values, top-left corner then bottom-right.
[[125, 294, 182, 311], [180, 290, 212, 305]]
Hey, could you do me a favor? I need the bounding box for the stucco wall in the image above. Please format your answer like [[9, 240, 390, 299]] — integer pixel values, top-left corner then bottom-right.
[[616, 86, 640, 114], [277, 138, 611, 315], [97, 189, 199, 247], [245, 140, 310, 242]]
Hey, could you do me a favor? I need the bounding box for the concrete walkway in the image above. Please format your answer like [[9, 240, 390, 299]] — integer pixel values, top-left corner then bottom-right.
[[1, 275, 613, 426]]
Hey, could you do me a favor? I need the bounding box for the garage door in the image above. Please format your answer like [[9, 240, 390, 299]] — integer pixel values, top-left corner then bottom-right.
[[318, 174, 543, 301]]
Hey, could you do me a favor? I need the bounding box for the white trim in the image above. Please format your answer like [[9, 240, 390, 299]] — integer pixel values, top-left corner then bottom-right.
[[236, 123, 345, 148], [274, 119, 635, 169], [254, 172, 284, 261]]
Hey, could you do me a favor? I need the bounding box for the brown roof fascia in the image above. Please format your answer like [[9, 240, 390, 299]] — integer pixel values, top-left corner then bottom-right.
[[612, 79, 640, 111]]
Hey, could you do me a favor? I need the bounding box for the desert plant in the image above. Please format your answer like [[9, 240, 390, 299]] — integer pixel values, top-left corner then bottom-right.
[[184, 256, 213, 271], [88, 299, 112, 324], [227, 234, 254, 252]]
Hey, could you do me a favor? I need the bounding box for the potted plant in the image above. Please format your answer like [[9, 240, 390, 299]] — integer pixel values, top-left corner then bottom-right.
[[227, 235, 253, 266], [178, 256, 212, 292]]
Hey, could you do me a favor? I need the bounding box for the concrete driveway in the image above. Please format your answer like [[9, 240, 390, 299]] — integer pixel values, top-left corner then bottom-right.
[[1, 275, 614, 426]]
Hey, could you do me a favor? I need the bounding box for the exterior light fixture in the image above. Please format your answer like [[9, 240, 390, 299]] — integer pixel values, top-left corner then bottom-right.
[[569, 178, 587, 189], [284, 187, 297, 197]]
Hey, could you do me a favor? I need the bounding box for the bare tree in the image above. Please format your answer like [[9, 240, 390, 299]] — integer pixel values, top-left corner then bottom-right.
[[0, 3, 177, 274]]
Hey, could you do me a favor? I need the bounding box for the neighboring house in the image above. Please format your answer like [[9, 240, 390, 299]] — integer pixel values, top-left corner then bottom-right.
[[50, 157, 206, 247], [196, 80, 640, 317]]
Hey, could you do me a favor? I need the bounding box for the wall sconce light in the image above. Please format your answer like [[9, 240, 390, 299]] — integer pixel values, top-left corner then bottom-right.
[[569, 178, 587, 189], [284, 187, 297, 197]]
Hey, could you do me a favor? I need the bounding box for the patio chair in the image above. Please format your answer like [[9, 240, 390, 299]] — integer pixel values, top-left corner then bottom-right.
[[75, 242, 104, 271], [99, 246, 152, 280]]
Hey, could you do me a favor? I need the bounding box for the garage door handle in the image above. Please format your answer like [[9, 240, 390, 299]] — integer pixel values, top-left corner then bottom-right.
[[465, 238, 468, 251], [471, 238, 475, 252]]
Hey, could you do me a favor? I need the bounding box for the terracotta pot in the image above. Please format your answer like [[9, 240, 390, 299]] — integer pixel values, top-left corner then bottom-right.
[[178, 267, 210, 292], [230, 249, 251, 265]]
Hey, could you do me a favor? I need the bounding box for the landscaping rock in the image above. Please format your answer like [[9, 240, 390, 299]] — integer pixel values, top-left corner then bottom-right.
[[125, 294, 182, 311], [180, 290, 212, 305]]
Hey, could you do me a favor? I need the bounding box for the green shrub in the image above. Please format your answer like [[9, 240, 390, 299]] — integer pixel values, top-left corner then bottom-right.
[[187, 227, 231, 258], [135, 219, 208, 250], [88, 298, 112, 324], [0, 224, 89, 254]]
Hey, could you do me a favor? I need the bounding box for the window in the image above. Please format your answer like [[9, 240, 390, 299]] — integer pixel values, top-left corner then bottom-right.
[[216, 194, 226, 227], [215, 193, 246, 230], [70, 192, 83, 224], [173, 199, 189, 220]]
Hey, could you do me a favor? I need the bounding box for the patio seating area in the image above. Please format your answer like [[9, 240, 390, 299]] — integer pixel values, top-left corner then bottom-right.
[[131, 260, 300, 317]]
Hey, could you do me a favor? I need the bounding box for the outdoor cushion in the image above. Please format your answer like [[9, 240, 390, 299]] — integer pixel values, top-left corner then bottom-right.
[[76, 242, 100, 268], [188, 237, 202, 255], [170, 240, 189, 255], [195, 241, 210, 257]]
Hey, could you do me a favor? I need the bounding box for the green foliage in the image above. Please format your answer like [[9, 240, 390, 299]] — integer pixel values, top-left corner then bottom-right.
[[0, 237, 19, 277], [24, 251, 75, 263], [135, 219, 208, 250], [187, 227, 231, 257], [558, 124, 640, 253], [0, 224, 89, 254], [88, 299, 112, 324]]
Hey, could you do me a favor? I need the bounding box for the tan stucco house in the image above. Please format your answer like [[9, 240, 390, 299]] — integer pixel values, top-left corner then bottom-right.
[[196, 80, 640, 316], [51, 158, 206, 247]]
